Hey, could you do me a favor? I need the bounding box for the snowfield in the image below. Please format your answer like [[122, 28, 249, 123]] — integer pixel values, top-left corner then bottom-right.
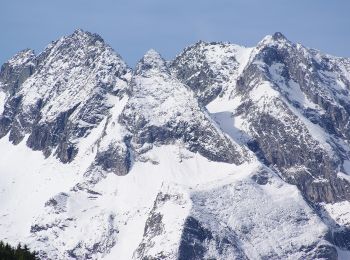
[[0, 30, 350, 259], [0, 136, 333, 259]]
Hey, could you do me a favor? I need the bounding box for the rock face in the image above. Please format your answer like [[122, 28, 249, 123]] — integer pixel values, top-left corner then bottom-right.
[[233, 33, 350, 204], [0, 49, 36, 95], [171, 41, 252, 106], [120, 49, 244, 164], [179, 168, 338, 260], [1, 30, 350, 259], [0, 29, 131, 162]]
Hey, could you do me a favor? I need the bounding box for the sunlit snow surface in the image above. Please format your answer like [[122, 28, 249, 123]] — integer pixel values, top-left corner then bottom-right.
[[0, 90, 6, 115], [1, 31, 350, 259], [0, 134, 94, 241], [0, 134, 331, 259]]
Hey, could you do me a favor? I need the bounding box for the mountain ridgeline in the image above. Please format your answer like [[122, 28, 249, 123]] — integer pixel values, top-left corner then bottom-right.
[[0, 30, 350, 259]]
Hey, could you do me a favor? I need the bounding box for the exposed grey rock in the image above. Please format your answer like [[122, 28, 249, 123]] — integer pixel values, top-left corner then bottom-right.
[[0, 49, 36, 95], [178, 217, 249, 260], [66, 214, 118, 260], [170, 41, 249, 106], [94, 141, 131, 175], [187, 169, 337, 259], [133, 191, 176, 260], [44, 192, 69, 214], [2, 31, 350, 259], [234, 34, 350, 204], [120, 49, 244, 164], [0, 29, 130, 162], [176, 33, 350, 255]]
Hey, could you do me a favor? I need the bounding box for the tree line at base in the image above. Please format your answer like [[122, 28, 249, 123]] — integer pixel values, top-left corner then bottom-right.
[[0, 241, 37, 260]]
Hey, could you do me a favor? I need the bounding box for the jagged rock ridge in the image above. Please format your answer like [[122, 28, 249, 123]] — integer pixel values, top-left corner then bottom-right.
[[0, 30, 350, 259]]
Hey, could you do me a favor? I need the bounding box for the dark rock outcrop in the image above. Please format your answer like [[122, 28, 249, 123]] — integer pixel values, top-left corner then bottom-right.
[[0, 29, 130, 162], [120, 49, 244, 164]]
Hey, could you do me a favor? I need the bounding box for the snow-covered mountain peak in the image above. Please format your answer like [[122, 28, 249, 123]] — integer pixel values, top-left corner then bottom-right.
[[143, 48, 163, 60], [256, 32, 293, 52], [19, 29, 130, 121], [40, 29, 115, 65], [171, 40, 252, 105], [1, 31, 350, 259], [7, 49, 36, 67], [0, 48, 36, 95], [72, 28, 101, 38], [121, 46, 245, 164], [0, 30, 131, 162], [135, 49, 168, 76], [272, 31, 288, 41], [63, 28, 104, 46]]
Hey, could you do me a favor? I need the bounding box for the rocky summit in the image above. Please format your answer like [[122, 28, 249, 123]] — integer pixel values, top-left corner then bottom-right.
[[0, 30, 350, 259]]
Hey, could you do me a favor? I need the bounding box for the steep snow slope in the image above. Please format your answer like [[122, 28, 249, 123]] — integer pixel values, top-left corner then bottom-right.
[[0, 136, 336, 259], [1, 30, 350, 259], [0, 134, 82, 242]]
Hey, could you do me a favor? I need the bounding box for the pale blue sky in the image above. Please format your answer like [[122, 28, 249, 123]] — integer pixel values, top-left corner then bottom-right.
[[1, 0, 349, 67]]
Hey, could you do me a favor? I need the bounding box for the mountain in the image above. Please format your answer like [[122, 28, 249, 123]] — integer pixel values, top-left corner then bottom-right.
[[0, 30, 349, 259]]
